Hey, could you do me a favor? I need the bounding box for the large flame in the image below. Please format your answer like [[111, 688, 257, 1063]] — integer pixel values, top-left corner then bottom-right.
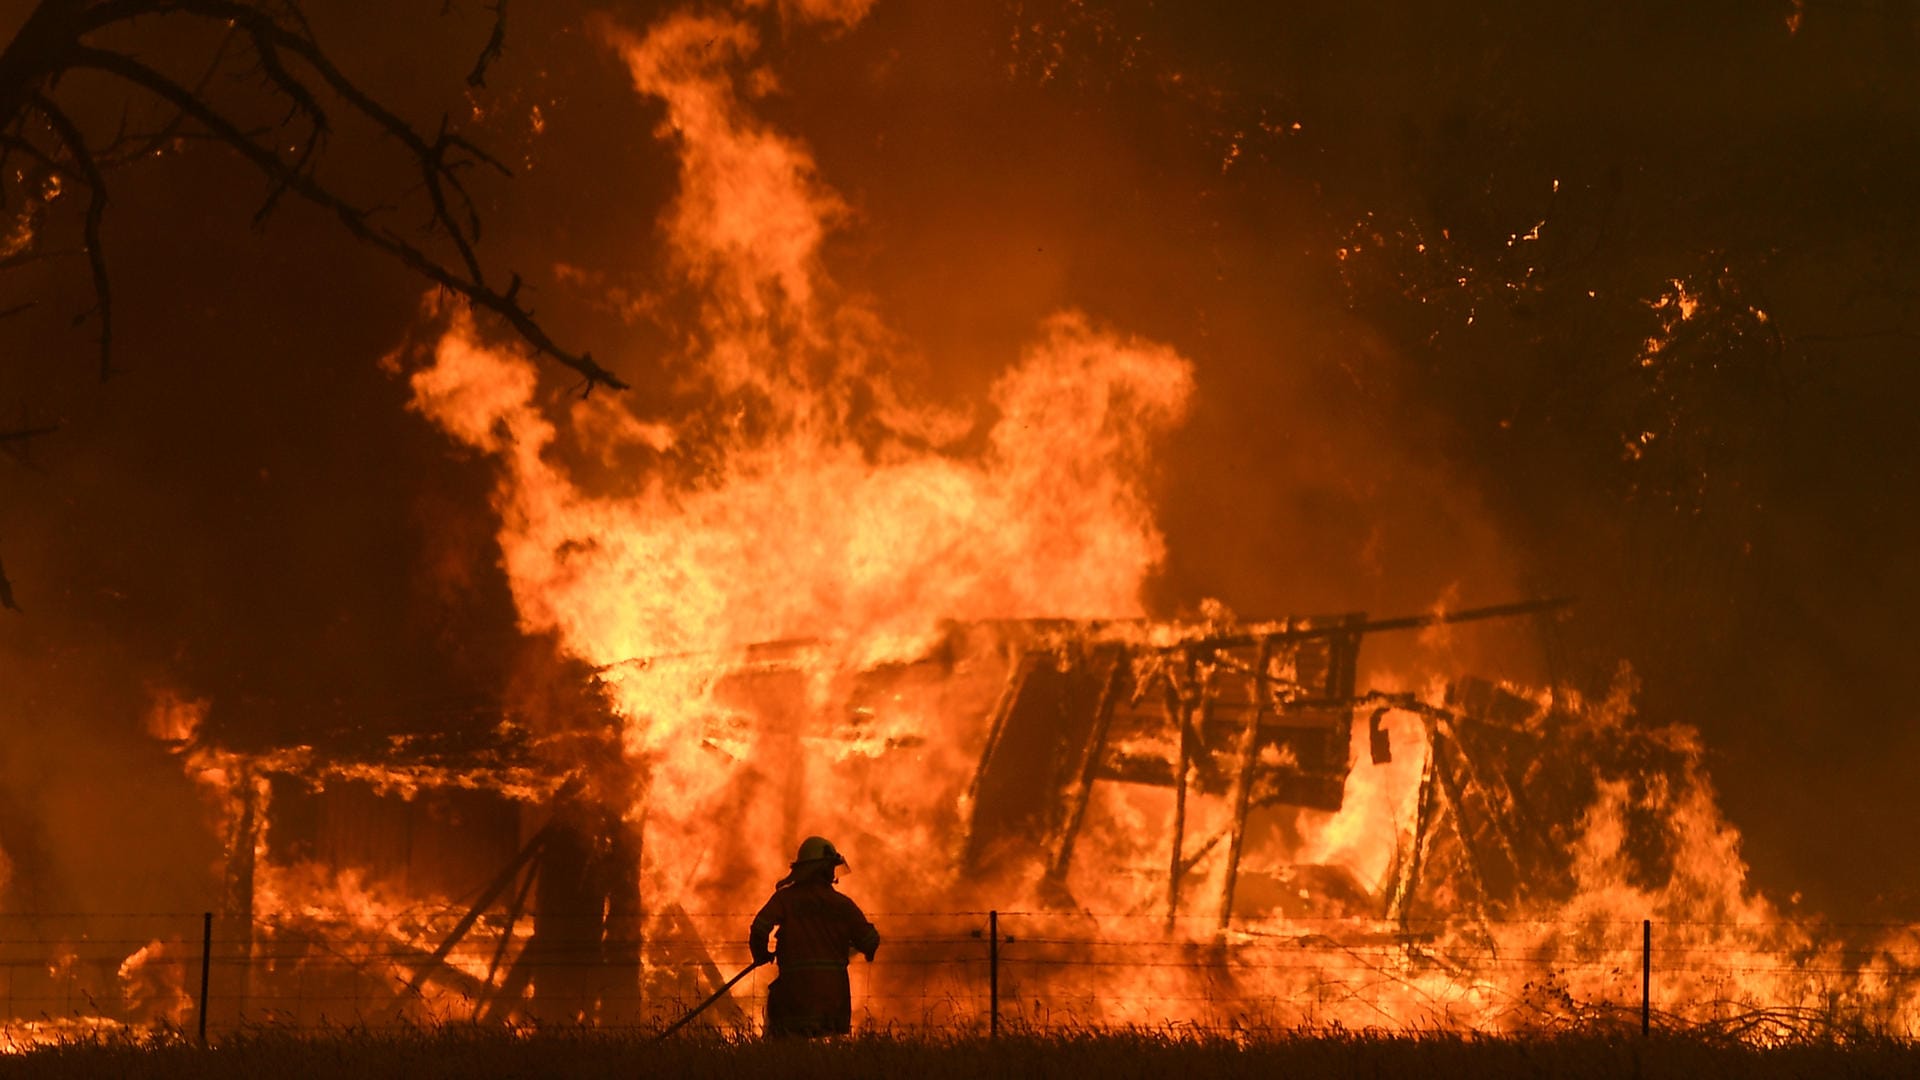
[[403, 4, 1196, 910], [393, 1, 1920, 1038], [21, 1, 1915, 1049]]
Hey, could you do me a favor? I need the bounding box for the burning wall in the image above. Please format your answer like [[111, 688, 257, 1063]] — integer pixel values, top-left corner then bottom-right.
[[118, 601, 1919, 1037]]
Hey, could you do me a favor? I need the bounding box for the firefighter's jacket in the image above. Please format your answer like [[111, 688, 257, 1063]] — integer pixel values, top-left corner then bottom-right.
[[749, 878, 881, 969]]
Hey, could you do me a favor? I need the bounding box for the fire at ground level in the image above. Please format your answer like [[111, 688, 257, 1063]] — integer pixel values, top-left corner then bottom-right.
[[11, 1029, 1920, 1080], [4, 599, 1920, 1047]]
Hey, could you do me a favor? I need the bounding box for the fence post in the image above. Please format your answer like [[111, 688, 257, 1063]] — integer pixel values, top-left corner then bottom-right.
[[988, 910, 999, 1038], [1640, 917, 1651, 1037], [199, 912, 213, 1047]]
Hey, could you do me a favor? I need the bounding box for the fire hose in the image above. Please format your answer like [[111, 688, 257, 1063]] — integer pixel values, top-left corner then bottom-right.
[[652, 958, 769, 1041]]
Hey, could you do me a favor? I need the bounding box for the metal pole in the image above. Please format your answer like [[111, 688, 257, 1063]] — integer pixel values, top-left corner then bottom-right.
[[988, 910, 1000, 1038], [1641, 918, 1651, 1037], [198, 912, 213, 1047]]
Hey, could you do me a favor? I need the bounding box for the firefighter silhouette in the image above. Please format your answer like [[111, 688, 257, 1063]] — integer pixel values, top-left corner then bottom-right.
[[749, 836, 881, 1037]]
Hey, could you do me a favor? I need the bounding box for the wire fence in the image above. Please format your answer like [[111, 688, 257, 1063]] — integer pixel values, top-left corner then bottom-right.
[[3, 910, 1919, 1047]]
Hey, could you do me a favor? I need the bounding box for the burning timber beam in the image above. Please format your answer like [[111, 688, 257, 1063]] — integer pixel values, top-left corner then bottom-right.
[[193, 708, 641, 1024], [1164, 653, 1199, 928], [1377, 676, 1599, 931], [1216, 637, 1271, 932], [219, 763, 266, 1022], [1043, 651, 1125, 895], [401, 782, 643, 1024], [963, 597, 1572, 926], [403, 814, 562, 1002]]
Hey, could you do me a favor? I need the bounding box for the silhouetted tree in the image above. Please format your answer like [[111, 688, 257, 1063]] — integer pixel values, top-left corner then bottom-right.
[[0, 0, 626, 609]]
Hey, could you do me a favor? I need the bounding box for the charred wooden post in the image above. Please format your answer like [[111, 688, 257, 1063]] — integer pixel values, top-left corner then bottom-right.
[[1368, 706, 1394, 765], [1044, 649, 1125, 892], [963, 645, 1109, 875], [965, 651, 1039, 810], [1164, 651, 1194, 927], [1217, 637, 1274, 933], [1426, 731, 1496, 932], [220, 765, 264, 1024], [457, 792, 639, 1025], [526, 804, 602, 1022], [1438, 716, 1525, 889], [482, 858, 537, 999], [1374, 684, 1582, 928], [1330, 627, 1362, 707], [1385, 738, 1439, 928], [1642, 918, 1652, 1036], [601, 811, 646, 1021], [406, 819, 556, 1004], [197, 911, 211, 1046], [482, 942, 538, 1023]]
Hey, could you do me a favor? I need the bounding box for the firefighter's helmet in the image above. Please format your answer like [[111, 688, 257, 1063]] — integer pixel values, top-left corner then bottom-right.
[[791, 835, 848, 873]]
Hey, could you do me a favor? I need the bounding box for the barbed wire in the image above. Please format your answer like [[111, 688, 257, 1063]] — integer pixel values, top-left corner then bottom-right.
[[2, 908, 1917, 1044], [7, 911, 1920, 927]]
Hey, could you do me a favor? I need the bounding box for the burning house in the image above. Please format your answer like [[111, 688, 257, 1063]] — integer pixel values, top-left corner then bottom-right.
[[148, 592, 1747, 1032], [110, 51, 1920, 1013], [7, 0, 1920, 1052]]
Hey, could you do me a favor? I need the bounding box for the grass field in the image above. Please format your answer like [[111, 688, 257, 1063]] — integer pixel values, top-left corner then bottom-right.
[[4, 1028, 1920, 1079]]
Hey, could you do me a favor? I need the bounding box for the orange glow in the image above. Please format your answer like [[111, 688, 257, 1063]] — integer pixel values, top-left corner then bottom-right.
[[45, 2, 1911, 1046], [378, 4, 1920, 1039]]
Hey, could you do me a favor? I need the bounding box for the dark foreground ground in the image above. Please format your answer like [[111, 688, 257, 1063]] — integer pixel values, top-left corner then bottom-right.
[[3, 1029, 1919, 1079]]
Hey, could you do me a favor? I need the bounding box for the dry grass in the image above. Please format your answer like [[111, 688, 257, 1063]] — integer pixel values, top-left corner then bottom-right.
[[3, 1026, 1919, 1079]]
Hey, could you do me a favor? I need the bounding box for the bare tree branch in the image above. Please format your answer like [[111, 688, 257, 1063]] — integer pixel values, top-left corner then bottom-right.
[[467, 1, 508, 88], [91, 26, 240, 167], [0, 555, 18, 612], [66, 42, 624, 389], [0, 1, 627, 614], [0, 0, 624, 390], [163, 1, 502, 279], [25, 91, 112, 379], [0, 132, 59, 172], [0, 421, 54, 470]]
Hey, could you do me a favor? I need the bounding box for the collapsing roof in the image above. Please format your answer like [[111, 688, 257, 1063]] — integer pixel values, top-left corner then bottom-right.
[[958, 599, 1580, 929], [180, 597, 1633, 1023]]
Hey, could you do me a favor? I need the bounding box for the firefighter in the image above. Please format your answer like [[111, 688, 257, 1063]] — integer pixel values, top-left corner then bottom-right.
[[748, 836, 881, 1037]]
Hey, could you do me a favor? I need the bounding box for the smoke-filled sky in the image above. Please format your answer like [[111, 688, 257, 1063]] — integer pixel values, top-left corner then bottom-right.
[[1, 0, 1917, 920]]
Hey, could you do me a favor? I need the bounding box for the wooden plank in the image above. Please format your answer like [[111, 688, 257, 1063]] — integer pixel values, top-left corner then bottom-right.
[[1044, 648, 1127, 888], [964, 650, 1036, 808], [1384, 724, 1439, 926], [1218, 636, 1274, 933], [1426, 731, 1494, 933], [404, 819, 556, 999], [1437, 718, 1523, 885], [1164, 652, 1194, 927]]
